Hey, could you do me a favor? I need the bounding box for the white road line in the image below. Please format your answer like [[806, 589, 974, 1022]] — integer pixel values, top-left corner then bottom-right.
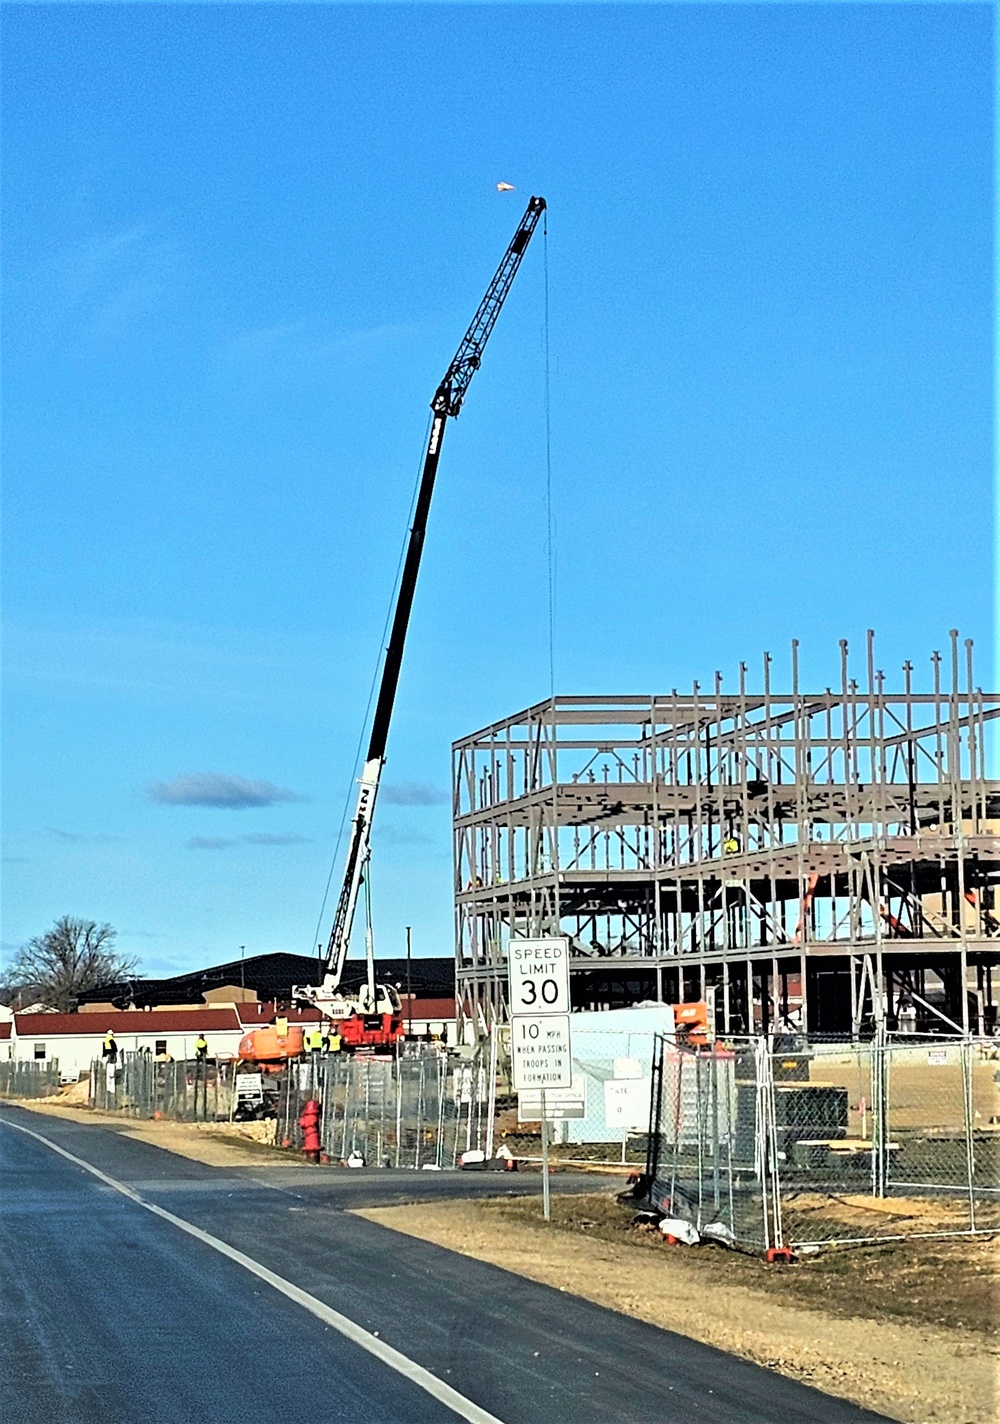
[[1, 1115, 506, 1424]]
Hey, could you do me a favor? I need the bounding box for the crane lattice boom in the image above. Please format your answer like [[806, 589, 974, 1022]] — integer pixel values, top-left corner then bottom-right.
[[293, 196, 545, 1019]]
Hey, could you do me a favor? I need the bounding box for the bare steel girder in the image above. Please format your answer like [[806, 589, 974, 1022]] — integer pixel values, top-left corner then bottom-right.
[[453, 632, 999, 1037]]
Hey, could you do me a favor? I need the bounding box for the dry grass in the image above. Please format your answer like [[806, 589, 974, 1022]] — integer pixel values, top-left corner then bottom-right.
[[483, 1190, 1000, 1337], [359, 1191, 1000, 1424]]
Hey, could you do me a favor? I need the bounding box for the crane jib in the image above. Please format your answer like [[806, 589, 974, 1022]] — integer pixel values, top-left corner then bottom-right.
[[312, 196, 546, 1002]]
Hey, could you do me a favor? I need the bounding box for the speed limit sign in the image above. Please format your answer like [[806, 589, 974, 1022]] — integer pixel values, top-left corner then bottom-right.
[[508, 937, 570, 1017]]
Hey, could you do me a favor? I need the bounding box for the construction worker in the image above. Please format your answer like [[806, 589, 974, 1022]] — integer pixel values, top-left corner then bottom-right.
[[194, 1033, 209, 1060], [328, 1026, 342, 1054], [305, 1025, 323, 1055], [102, 1031, 118, 1062]]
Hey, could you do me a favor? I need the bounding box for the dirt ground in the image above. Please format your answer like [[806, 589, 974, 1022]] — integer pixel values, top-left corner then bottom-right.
[[358, 1191, 1000, 1424], [11, 1099, 310, 1169]]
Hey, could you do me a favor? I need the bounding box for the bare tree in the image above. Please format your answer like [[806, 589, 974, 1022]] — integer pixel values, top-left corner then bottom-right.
[[3, 917, 137, 1012]]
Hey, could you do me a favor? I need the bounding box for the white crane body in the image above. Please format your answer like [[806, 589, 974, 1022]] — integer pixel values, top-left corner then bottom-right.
[[290, 199, 546, 1046]]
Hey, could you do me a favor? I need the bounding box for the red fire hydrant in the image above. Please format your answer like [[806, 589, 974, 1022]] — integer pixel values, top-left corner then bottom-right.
[[298, 1099, 322, 1163]]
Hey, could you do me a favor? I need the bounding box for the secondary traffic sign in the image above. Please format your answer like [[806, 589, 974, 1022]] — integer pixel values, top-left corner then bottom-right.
[[510, 1013, 573, 1091], [508, 937, 571, 1017], [518, 1079, 585, 1121]]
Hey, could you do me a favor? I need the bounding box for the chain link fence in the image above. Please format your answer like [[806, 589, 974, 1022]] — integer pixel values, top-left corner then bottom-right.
[[647, 1033, 1000, 1250], [85, 1046, 494, 1168], [0, 1060, 61, 1099], [90, 1055, 232, 1119], [533, 1024, 663, 1164], [278, 1046, 494, 1167]]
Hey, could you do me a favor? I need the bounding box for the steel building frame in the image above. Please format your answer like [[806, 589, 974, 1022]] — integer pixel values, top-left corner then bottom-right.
[[453, 633, 999, 1036]]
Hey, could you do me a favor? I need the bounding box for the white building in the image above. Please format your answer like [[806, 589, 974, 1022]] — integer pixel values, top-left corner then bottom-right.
[[3, 1005, 322, 1080], [2, 997, 460, 1079]]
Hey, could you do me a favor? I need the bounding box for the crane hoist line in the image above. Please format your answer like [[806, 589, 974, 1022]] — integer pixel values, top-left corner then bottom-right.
[[290, 195, 547, 1045]]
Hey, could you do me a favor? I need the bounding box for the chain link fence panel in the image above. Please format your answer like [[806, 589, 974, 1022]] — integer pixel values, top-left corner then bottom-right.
[[646, 1039, 767, 1246], [0, 1060, 61, 1098], [90, 1055, 232, 1120], [647, 1033, 1000, 1251], [97, 1046, 496, 1169], [273, 1047, 491, 1168], [528, 1024, 665, 1165]]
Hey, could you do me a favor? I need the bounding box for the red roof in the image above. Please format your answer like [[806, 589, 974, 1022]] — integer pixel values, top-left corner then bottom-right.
[[0, 1023, 11, 1040], [235, 1002, 322, 1026], [13, 1009, 241, 1036], [233, 999, 456, 1024], [405, 998, 457, 1019]]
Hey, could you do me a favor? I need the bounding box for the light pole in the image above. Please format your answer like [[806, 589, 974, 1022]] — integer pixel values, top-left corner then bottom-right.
[[406, 926, 412, 1038]]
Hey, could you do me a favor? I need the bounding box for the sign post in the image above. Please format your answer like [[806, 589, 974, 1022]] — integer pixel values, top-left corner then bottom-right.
[[508, 937, 572, 1223], [540, 1088, 550, 1221]]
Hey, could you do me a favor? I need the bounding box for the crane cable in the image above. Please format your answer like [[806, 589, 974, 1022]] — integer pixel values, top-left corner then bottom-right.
[[309, 411, 435, 957], [543, 211, 555, 698]]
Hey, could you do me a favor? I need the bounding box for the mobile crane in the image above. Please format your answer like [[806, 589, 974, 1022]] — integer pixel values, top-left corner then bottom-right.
[[251, 196, 546, 1056]]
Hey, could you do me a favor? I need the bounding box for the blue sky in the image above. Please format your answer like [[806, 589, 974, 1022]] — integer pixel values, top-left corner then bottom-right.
[[2, 3, 992, 979]]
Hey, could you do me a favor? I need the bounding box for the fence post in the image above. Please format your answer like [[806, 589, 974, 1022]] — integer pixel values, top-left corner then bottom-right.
[[710, 1048, 721, 1216], [415, 1057, 426, 1170], [694, 1051, 705, 1229], [394, 1058, 403, 1167], [870, 1025, 888, 1198], [645, 1034, 664, 1183], [484, 1030, 498, 1162], [340, 1062, 351, 1160], [962, 1037, 976, 1231], [754, 1035, 785, 1251]]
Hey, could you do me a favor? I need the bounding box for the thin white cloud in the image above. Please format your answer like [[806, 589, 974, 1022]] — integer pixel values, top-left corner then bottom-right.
[[46, 827, 125, 844], [49, 221, 179, 347], [187, 832, 312, 850], [151, 773, 306, 810], [241, 833, 312, 846], [381, 781, 448, 806]]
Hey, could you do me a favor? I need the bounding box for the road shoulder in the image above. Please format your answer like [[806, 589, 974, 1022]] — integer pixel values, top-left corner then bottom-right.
[[8, 1099, 308, 1169], [356, 1197, 999, 1424]]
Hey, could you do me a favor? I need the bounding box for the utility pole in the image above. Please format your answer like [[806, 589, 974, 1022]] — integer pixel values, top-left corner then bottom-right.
[[406, 926, 412, 1038], [239, 946, 246, 993]]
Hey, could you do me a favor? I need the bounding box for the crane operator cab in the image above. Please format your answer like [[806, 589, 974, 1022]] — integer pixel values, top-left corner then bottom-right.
[[355, 981, 402, 1016], [290, 977, 405, 1050]]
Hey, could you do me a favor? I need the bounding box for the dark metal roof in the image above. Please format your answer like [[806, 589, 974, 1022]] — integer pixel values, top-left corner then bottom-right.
[[77, 952, 455, 1009]]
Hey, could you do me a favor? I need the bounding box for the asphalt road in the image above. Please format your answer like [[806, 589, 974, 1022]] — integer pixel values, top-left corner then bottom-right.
[[0, 1105, 890, 1424]]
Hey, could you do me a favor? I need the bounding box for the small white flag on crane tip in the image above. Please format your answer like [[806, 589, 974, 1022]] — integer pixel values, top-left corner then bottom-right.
[[496, 182, 516, 192]]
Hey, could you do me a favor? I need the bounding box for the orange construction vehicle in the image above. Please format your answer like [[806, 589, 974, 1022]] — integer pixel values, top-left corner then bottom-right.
[[672, 1001, 713, 1046], [236, 1021, 305, 1069]]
